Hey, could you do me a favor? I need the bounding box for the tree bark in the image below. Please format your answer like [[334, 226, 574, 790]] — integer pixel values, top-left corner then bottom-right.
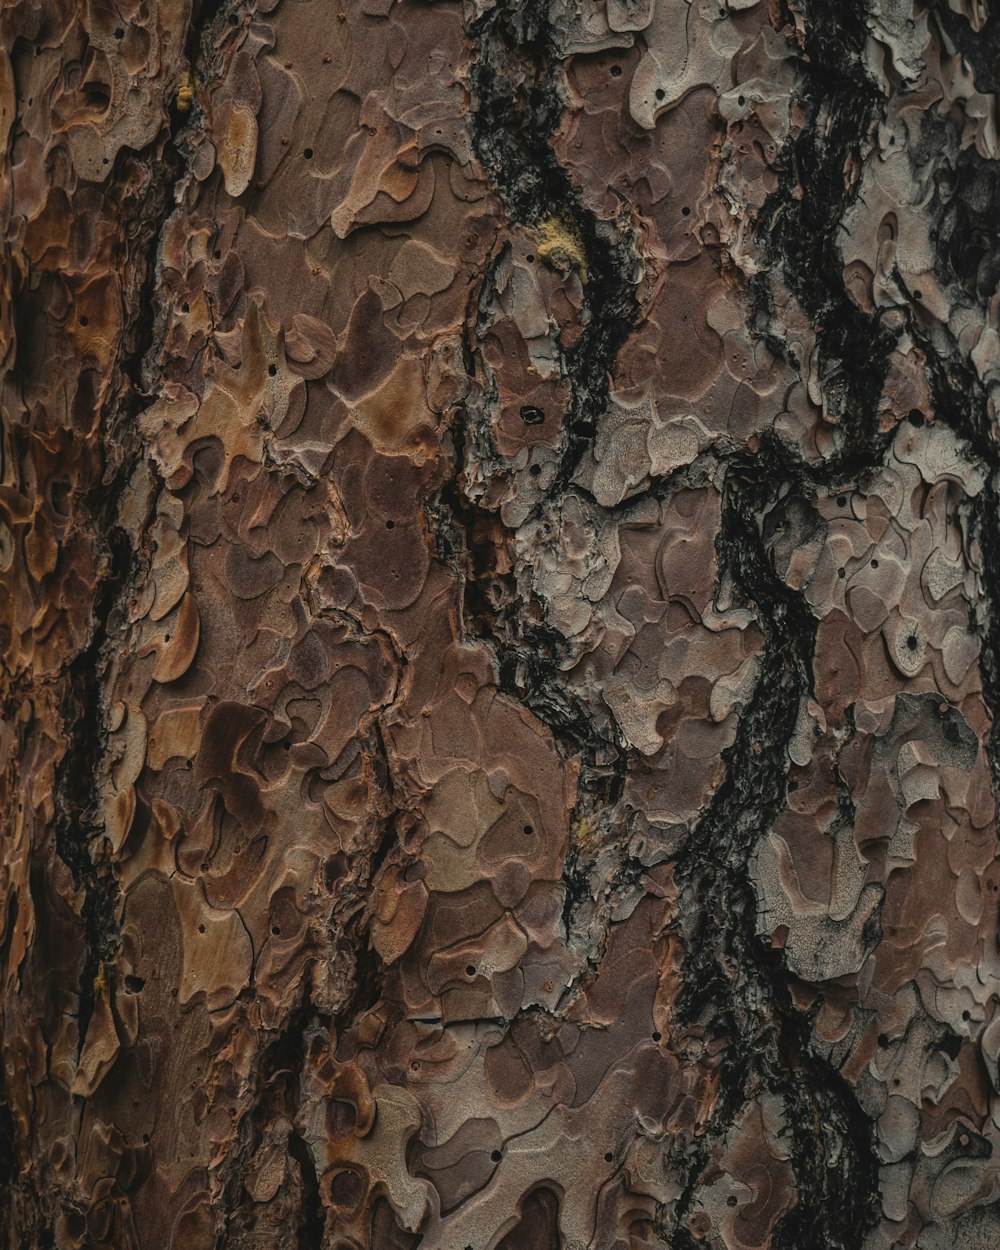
[[2, 1, 1000, 1247]]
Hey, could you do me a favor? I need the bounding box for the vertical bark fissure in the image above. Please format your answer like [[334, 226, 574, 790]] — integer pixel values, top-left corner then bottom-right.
[[462, 0, 641, 914], [662, 4, 901, 1242], [49, 0, 247, 1058], [754, 0, 894, 473], [52, 149, 184, 1052], [216, 992, 328, 1250], [665, 445, 879, 1250]]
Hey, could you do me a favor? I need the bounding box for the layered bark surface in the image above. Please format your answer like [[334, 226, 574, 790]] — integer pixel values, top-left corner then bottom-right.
[[2, 1, 1000, 1248]]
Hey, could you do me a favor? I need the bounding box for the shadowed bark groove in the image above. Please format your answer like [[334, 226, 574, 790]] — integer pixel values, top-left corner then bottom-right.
[[668, 453, 879, 1249]]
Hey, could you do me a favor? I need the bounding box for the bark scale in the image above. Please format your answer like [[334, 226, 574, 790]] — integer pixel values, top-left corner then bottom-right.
[[1, 1, 999, 1248]]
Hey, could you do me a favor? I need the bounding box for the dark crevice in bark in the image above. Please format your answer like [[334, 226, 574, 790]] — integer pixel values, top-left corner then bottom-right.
[[754, 0, 894, 471], [664, 2, 896, 1240], [667, 454, 878, 1250], [458, 0, 637, 813], [216, 990, 329, 1250], [52, 524, 133, 1050], [51, 135, 185, 1051], [48, 0, 241, 1061], [49, 0, 249, 1089], [288, 1124, 325, 1250]]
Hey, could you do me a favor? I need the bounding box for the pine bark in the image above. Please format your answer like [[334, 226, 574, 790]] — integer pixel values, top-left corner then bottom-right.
[[2, 2, 1000, 1248]]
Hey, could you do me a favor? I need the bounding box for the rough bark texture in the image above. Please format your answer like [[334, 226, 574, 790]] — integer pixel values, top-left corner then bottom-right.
[[2, 1, 1000, 1247]]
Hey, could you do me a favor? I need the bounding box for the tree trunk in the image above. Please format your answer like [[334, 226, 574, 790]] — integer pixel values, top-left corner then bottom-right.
[[2, 0, 999, 1247]]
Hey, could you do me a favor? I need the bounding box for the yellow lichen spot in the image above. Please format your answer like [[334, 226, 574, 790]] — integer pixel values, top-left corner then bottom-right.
[[175, 72, 195, 112], [536, 214, 589, 284], [93, 963, 107, 994], [571, 813, 600, 856]]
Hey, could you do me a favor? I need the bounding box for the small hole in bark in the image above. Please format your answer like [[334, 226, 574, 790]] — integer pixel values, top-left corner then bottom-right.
[[229, 13, 238, 22], [655, 88, 665, 100], [604, 1151, 613, 1162], [652, 1030, 662, 1042], [963, 1010, 971, 1021], [520, 405, 545, 425], [198, 924, 206, 933], [837, 567, 845, 579], [214, 249, 221, 258], [124, 975, 145, 993], [836, 495, 847, 507], [610, 64, 622, 77], [185, 759, 192, 768], [466, 965, 476, 977], [491, 1150, 502, 1162], [268, 363, 277, 376], [913, 289, 923, 300], [271, 925, 280, 935], [79, 315, 89, 326], [304, 147, 313, 159], [529, 464, 541, 476], [523, 824, 533, 835], [907, 409, 925, 426], [682, 206, 690, 216], [525, 253, 535, 262], [182, 302, 189, 312], [738, 95, 746, 106], [727, 1196, 738, 1207], [878, 1033, 889, 1047], [386, 519, 395, 528], [906, 634, 918, 651], [870, 558, 878, 568], [114, 27, 125, 38], [330, 1169, 364, 1208]]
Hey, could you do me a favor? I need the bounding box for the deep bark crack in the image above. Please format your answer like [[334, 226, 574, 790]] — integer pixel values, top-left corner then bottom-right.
[[667, 448, 879, 1249]]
